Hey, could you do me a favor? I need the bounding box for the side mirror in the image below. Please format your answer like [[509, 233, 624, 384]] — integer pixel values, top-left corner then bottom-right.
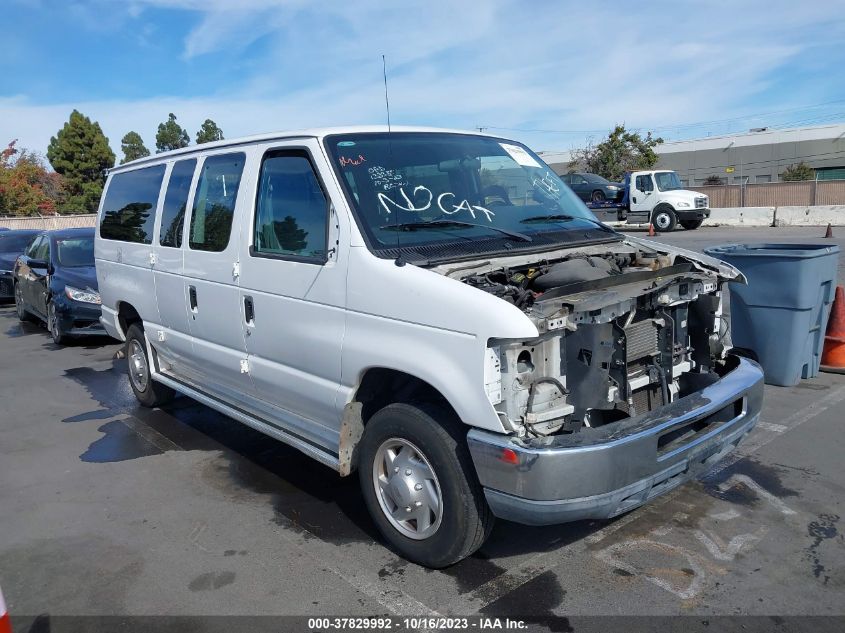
[[29, 258, 49, 269]]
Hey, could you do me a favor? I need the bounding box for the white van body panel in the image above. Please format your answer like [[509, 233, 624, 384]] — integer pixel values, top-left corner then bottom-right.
[[237, 138, 349, 432], [341, 246, 538, 432], [96, 166, 165, 339], [152, 160, 196, 369]]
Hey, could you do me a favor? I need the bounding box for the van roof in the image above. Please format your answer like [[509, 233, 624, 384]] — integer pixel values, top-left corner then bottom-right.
[[112, 125, 501, 173]]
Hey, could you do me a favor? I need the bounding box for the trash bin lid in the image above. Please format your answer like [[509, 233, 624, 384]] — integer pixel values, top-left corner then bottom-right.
[[703, 243, 840, 260]]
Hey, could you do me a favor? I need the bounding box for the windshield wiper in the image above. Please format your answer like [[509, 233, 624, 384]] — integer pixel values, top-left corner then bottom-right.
[[380, 219, 532, 242], [520, 214, 617, 233], [520, 214, 578, 223]]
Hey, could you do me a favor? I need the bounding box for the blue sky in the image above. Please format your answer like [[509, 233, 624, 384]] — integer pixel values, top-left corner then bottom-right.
[[3, 0, 845, 161]]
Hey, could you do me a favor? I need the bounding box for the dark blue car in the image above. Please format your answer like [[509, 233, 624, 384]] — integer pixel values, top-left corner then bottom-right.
[[12, 227, 109, 344], [1, 229, 42, 300]]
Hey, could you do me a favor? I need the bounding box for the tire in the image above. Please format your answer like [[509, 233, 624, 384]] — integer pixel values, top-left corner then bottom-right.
[[14, 283, 34, 323], [591, 190, 606, 203], [680, 219, 704, 230], [47, 299, 67, 345], [125, 323, 175, 407], [651, 206, 677, 232], [358, 402, 494, 568]]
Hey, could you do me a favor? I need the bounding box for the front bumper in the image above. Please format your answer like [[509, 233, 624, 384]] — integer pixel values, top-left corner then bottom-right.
[[467, 354, 764, 525], [676, 207, 711, 221], [54, 299, 109, 337]]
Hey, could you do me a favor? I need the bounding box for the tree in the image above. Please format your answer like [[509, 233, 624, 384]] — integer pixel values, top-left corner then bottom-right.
[[120, 131, 151, 164], [704, 175, 725, 185], [0, 140, 65, 216], [46, 110, 115, 213], [156, 113, 190, 153], [570, 124, 663, 182], [196, 119, 224, 144], [781, 162, 815, 182]]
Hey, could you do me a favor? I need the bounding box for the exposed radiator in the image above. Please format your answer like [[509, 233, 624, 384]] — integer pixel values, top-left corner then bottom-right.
[[626, 319, 659, 362]]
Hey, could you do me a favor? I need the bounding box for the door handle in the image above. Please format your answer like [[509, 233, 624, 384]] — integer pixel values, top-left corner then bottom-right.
[[189, 285, 198, 311], [244, 296, 255, 325]]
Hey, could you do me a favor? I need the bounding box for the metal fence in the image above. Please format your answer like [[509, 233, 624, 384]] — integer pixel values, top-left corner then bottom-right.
[[694, 180, 845, 208], [0, 214, 97, 230]]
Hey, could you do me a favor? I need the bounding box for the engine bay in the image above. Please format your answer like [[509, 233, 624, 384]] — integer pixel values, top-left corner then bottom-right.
[[444, 240, 733, 438]]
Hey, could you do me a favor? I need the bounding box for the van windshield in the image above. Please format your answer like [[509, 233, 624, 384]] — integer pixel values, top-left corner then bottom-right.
[[326, 133, 616, 261], [655, 171, 683, 191]]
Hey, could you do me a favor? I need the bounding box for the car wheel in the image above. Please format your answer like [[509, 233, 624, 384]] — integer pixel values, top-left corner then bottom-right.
[[47, 300, 67, 345], [358, 402, 494, 568], [14, 283, 34, 322], [680, 219, 704, 230], [591, 190, 606, 203], [651, 206, 677, 232], [125, 323, 176, 407]]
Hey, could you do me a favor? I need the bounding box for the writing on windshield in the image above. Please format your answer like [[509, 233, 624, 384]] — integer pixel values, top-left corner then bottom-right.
[[327, 132, 598, 250]]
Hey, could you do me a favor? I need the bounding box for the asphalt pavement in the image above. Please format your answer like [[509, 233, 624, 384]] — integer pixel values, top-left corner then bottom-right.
[[0, 225, 843, 629]]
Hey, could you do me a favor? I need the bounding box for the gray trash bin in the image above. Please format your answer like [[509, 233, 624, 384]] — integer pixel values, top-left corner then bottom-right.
[[703, 243, 840, 387]]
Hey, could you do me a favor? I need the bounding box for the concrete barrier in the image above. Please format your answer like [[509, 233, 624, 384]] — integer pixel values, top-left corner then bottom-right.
[[609, 205, 845, 229], [707, 207, 775, 227], [773, 205, 845, 227]]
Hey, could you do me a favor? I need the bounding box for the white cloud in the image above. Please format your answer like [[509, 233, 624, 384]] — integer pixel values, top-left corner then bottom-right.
[[3, 0, 845, 159]]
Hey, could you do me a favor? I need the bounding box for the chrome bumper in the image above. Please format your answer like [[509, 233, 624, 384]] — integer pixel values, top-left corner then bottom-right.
[[467, 354, 764, 525]]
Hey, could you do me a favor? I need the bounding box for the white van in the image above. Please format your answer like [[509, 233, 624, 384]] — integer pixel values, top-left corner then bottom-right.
[[95, 127, 763, 567]]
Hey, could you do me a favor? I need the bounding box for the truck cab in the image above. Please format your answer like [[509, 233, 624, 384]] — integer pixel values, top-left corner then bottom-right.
[[623, 170, 710, 231]]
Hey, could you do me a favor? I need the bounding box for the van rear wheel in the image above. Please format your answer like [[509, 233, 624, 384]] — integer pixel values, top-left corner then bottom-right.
[[358, 402, 494, 568], [125, 323, 175, 407]]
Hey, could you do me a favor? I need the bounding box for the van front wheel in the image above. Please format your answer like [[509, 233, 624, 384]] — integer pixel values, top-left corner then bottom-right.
[[125, 324, 175, 407], [358, 402, 493, 568]]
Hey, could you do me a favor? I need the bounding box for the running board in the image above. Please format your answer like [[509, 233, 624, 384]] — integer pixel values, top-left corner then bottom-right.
[[152, 372, 340, 472]]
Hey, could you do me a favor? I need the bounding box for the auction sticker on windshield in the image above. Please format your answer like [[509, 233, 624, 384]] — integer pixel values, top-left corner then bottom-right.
[[499, 142, 541, 168]]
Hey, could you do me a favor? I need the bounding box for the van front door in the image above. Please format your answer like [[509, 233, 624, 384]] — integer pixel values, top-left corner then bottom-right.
[[629, 172, 655, 217], [237, 143, 346, 448], [181, 151, 253, 403]]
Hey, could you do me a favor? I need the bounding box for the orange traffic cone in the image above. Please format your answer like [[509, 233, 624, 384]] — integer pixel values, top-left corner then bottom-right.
[[648, 223, 656, 237], [0, 584, 11, 633], [821, 285, 845, 374], [824, 223, 833, 238]]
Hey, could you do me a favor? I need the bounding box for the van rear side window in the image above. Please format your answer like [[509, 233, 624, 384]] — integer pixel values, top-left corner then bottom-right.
[[189, 153, 245, 252], [159, 159, 196, 248], [100, 165, 166, 244]]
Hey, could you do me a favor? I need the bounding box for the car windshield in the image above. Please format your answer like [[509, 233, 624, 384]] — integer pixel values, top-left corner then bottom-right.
[[654, 171, 683, 191], [55, 236, 95, 267], [584, 174, 611, 185], [0, 233, 38, 252], [326, 133, 610, 257]]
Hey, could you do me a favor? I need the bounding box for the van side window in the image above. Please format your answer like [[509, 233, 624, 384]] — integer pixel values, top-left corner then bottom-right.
[[189, 153, 245, 252], [253, 152, 328, 261], [100, 165, 166, 244], [636, 175, 653, 192], [159, 159, 196, 248]]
